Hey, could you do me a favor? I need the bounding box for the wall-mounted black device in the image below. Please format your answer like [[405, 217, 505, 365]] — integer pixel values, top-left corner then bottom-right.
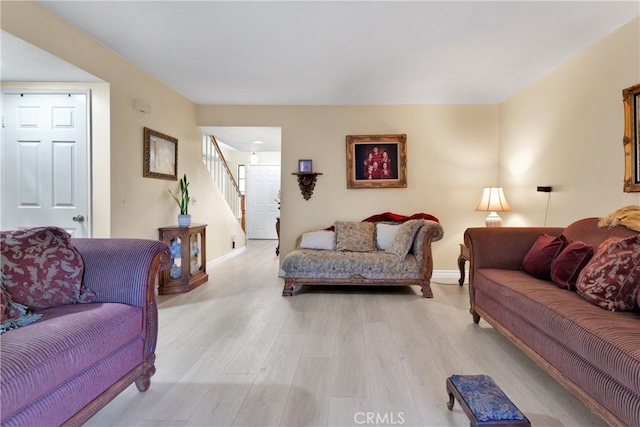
[[537, 186, 552, 192]]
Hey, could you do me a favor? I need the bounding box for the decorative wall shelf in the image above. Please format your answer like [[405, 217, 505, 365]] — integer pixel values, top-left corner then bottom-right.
[[292, 172, 323, 200]]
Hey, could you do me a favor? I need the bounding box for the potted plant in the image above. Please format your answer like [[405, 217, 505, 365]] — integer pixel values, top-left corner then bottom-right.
[[169, 174, 191, 227]]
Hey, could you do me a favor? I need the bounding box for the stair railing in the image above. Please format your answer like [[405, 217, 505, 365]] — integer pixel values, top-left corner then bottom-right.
[[203, 134, 246, 231]]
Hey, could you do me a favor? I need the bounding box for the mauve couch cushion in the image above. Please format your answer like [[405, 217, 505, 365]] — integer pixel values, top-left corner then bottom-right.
[[474, 269, 640, 396], [474, 275, 640, 427], [0, 303, 142, 419], [2, 340, 143, 427]]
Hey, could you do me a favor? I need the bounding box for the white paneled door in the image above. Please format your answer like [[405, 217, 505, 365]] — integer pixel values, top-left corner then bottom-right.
[[246, 165, 280, 239], [2, 92, 90, 237]]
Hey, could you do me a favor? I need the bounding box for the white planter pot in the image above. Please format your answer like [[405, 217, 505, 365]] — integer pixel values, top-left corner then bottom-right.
[[178, 214, 191, 227]]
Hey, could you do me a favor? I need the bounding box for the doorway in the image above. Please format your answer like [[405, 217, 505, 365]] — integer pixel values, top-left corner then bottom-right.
[[246, 164, 281, 239], [2, 91, 91, 237]]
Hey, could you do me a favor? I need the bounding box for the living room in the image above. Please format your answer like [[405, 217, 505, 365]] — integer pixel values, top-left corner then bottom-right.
[[1, 1, 639, 426], [2, 1, 639, 270]]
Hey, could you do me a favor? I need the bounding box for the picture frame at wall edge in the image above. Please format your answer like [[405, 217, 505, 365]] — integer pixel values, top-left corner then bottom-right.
[[298, 159, 313, 173], [623, 83, 640, 192]]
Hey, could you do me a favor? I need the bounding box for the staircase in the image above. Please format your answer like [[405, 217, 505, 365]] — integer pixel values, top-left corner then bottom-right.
[[202, 134, 245, 231]]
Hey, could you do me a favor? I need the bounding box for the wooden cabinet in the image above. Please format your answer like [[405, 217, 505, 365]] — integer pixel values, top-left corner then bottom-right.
[[158, 224, 208, 294]]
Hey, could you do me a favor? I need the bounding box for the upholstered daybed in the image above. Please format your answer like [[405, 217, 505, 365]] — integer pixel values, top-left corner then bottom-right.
[[281, 214, 444, 297], [464, 217, 640, 426]]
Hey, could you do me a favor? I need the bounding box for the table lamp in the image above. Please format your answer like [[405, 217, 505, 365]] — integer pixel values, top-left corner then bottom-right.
[[475, 187, 511, 227]]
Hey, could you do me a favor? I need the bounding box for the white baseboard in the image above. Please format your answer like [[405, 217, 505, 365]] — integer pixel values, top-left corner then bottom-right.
[[431, 270, 465, 280], [207, 246, 246, 270]]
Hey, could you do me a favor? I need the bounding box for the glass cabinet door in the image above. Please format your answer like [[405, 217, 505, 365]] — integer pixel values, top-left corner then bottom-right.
[[190, 233, 202, 273]]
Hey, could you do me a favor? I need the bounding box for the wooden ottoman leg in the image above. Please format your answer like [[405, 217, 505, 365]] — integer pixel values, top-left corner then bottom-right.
[[282, 279, 294, 297], [447, 391, 455, 410]]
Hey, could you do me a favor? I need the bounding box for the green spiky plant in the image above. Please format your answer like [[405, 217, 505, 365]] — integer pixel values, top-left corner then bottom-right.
[[168, 174, 190, 215]]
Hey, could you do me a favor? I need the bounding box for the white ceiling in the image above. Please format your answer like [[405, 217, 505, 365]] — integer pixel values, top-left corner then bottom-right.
[[30, 1, 638, 106], [3, 2, 637, 152], [205, 126, 282, 152], [1, 31, 102, 83]]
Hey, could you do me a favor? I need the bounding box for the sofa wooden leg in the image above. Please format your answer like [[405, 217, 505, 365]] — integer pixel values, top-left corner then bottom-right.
[[135, 357, 156, 392], [282, 280, 294, 297], [421, 283, 434, 298], [470, 307, 481, 324]]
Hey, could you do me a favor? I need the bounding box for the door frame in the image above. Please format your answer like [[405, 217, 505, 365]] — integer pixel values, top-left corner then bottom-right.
[[1, 89, 93, 236]]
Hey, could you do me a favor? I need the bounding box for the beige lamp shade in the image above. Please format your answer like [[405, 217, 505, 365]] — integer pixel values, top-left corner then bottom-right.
[[475, 187, 511, 227]]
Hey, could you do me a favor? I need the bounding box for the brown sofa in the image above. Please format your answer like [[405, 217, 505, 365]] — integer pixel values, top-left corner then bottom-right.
[[464, 218, 639, 427]]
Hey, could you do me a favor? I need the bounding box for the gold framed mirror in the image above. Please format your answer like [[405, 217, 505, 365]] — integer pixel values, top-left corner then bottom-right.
[[622, 83, 640, 192]]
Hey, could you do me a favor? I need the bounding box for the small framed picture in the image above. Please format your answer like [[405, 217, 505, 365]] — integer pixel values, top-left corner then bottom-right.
[[298, 159, 312, 173], [143, 127, 178, 181]]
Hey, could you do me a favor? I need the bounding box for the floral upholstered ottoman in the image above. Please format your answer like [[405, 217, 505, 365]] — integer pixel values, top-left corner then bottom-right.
[[446, 375, 530, 427]]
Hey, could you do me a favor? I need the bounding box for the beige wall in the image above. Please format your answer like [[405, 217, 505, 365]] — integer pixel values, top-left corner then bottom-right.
[[6, 1, 636, 273], [197, 105, 499, 270], [499, 18, 640, 227], [2, 2, 245, 261]]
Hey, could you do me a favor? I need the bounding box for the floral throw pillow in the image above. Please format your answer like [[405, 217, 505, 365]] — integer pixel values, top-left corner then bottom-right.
[[386, 220, 423, 261], [576, 234, 640, 311], [335, 221, 376, 252], [0, 227, 96, 310]]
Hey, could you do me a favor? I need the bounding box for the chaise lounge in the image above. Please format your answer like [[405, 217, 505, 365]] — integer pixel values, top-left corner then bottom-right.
[[281, 213, 444, 297]]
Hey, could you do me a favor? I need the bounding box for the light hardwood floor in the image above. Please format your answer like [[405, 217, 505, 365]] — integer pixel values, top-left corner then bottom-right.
[[86, 240, 602, 427]]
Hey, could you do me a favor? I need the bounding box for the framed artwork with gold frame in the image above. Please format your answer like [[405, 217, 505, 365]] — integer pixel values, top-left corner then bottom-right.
[[346, 134, 407, 189], [143, 127, 178, 181], [623, 83, 640, 192]]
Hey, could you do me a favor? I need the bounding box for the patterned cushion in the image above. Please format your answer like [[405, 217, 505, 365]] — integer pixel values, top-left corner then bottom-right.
[[1, 278, 42, 334], [282, 249, 420, 279], [386, 220, 422, 260], [448, 375, 525, 422], [550, 240, 593, 290], [521, 234, 566, 280], [576, 234, 640, 311], [300, 231, 335, 250], [0, 227, 96, 310], [376, 223, 402, 250], [335, 221, 376, 252]]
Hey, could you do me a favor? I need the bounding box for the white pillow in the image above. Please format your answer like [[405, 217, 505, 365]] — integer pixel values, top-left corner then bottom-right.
[[300, 231, 336, 250], [376, 223, 401, 250]]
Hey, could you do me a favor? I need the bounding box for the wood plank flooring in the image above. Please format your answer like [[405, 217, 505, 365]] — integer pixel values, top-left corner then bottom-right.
[[86, 240, 602, 426]]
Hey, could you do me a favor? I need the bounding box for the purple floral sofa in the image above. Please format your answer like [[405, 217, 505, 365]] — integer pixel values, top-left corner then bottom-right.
[[281, 217, 443, 297], [464, 218, 639, 427], [0, 227, 170, 426]]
